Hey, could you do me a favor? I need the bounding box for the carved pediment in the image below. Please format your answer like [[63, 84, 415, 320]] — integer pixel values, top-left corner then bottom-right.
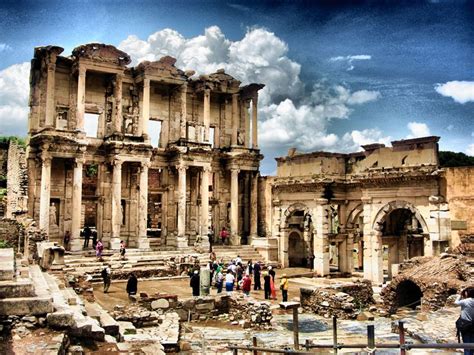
[[136, 56, 187, 80], [72, 43, 131, 66]]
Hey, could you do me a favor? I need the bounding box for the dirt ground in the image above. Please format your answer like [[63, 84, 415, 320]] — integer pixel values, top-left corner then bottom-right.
[[94, 267, 311, 311]]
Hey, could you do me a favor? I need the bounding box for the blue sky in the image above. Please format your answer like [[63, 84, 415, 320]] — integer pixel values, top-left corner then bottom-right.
[[0, 0, 473, 174]]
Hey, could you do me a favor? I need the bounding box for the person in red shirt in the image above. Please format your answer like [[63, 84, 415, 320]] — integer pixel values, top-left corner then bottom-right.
[[219, 227, 229, 245], [241, 273, 252, 296]]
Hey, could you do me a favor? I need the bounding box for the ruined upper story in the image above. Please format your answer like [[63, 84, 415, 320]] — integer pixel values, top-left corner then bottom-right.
[[275, 136, 440, 182], [28, 43, 264, 151]]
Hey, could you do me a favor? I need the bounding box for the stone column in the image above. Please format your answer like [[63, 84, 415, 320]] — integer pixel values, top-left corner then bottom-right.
[[114, 73, 123, 134], [200, 166, 211, 249], [177, 164, 188, 248], [76, 66, 86, 131], [313, 199, 330, 276], [39, 154, 52, 234], [371, 228, 384, 284], [230, 167, 240, 245], [362, 202, 373, 281], [45, 62, 57, 128], [138, 161, 150, 249], [70, 157, 84, 251], [252, 93, 258, 149], [110, 159, 123, 250], [180, 83, 187, 139], [243, 100, 250, 148], [231, 93, 239, 146], [249, 172, 259, 242], [346, 232, 355, 273], [280, 227, 289, 268], [203, 88, 210, 142], [139, 77, 150, 137]]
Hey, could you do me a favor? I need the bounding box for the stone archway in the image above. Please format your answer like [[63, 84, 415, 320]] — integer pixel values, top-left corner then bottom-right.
[[396, 280, 423, 309], [372, 200, 429, 234]]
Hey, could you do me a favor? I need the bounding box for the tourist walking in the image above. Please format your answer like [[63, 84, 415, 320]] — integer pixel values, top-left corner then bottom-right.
[[83, 226, 92, 248], [119, 240, 126, 260], [263, 271, 271, 299], [96, 239, 104, 261], [253, 261, 261, 290], [101, 265, 111, 293], [268, 265, 276, 281], [219, 227, 229, 245], [63, 231, 71, 251], [126, 273, 138, 297], [280, 274, 289, 302], [216, 269, 224, 293], [225, 270, 235, 295], [190, 270, 200, 297], [241, 273, 252, 297], [236, 262, 243, 290], [455, 287, 474, 355], [247, 260, 253, 275]]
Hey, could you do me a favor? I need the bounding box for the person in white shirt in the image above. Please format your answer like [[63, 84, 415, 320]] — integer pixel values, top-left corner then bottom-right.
[[225, 270, 235, 294], [455, 287, 474, 355]]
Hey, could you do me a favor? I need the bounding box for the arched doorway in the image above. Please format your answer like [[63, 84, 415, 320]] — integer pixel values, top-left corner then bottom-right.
[[396, 280, 423, 309], [381, 208, 425, 278], [288, 231, 307, 267]]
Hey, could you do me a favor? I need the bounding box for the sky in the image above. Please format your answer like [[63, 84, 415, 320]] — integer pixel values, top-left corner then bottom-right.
[[0, 0, 473, 174]]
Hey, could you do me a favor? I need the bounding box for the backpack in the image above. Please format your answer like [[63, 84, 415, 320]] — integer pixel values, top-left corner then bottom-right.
[[456, 317, 474, 332]]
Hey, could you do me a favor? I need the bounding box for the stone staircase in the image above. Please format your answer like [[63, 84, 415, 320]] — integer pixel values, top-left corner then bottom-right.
[[212, 245, 266, 265], [0, 248, 53, 316]]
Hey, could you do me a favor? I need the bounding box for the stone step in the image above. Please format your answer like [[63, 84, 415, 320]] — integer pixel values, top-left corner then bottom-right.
[[0, 248, 15, 281], [0, 279, 36, 299], [29, 265, 52, 298], [0, 296, 54, 315], [99, 310, 120, 336]]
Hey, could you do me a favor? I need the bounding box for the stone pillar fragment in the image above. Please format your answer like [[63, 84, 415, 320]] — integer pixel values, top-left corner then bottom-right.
[[138, 162, 150, 249], [203, 88, 210, 142], [231, 93, 239, 146], [110, 160, 123, 250], [70, 158, 84, 251], [139, 78, 150, 137], [249, 172, 259, 241], [45, 63, 57, 128], [243, 100, 250, 148], [39, 154, 52, 234], [252, 94, 258, 149], [177, 165, 188, 248], [200, 166, 211, 249], [313, 199, 330, 276], [114, 73, 123, 134], [230, 168, 240, 245], [180, 83, 187, 139], [76, 66, 86, 131]]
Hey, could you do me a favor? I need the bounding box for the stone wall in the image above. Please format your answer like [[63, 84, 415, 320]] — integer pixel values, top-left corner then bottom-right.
[[0, 218, 23, 252], [6, 141, 28, 218], [442, 167, 474, 247]]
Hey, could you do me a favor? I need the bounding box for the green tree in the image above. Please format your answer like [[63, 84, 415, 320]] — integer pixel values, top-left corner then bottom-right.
[[439, 151, 474, 167]]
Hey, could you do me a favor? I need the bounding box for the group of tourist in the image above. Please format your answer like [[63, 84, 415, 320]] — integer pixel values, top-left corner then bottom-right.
[[189, 255, 290, 302]]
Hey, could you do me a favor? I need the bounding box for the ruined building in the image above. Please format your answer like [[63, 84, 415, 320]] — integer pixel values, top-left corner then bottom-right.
[[259, 137, 473, 283], [27, 44, 263, 251]]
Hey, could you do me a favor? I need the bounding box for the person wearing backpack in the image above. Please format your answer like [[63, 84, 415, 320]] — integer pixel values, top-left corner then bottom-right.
[[455, 286, 474, 355], [101, 265, 111, 293]]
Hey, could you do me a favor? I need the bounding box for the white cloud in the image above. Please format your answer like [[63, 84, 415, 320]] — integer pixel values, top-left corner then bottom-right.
[[330, 54, 372, 71], [446, 124, 454, 131], [0, 62, 30, 136], [466, 144, 474, 156], [435, 81, 474, 104], [406, 122, 431, 138], [0, 43, 12, 52]]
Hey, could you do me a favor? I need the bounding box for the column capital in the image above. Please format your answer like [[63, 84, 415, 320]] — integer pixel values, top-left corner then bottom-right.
[[41, 153, 52, 166], [140, 160, 151, 169], [177, 164, 188, 173], [361, 197, 372, 204], [111, 158, 123, 167], [202, 165, 212, 173], [204, 88, 211, 95], [230, 167, 240, 174], [78, 65, 86, 77], [74, 156, 86, 167], [143, 77, 150, 87]]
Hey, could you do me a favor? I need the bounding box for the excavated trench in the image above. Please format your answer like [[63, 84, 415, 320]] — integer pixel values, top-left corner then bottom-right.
[[395, 280, 423, 309]]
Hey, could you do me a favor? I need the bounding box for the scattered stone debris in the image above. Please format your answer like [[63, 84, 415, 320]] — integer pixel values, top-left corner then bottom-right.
[[300, 279, 374, 319], [228, 296, 273, 329]]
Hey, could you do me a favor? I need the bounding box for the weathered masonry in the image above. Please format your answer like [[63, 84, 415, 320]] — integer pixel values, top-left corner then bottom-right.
[[27, 44, 263, 251], [263, 137, 457, 283]]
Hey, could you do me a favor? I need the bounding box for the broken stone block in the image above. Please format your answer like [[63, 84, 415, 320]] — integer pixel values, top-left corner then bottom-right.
[[46, 311, 76, 328], [151, 299, 170, 310], [357, 311, 374, 321]]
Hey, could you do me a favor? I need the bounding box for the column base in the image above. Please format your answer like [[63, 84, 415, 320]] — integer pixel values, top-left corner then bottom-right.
[[138, 237, 150, 250], [177, 236, 188, 248], [314, 254, 330, 276], [70, 239, 83, 252], [231, 234, 241, 246], [110, 238, 121, 250], [197, 235, 210, 250]]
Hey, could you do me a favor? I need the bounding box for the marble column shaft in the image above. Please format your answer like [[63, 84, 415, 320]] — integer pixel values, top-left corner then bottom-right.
[[70, 158, 84, 251], [111, 160, 122, 249], [201, 166, 210, 236], [139, 78, 150, 137], [76, 66, 86, 131], [249, 172, 258, 238], [203, 88, 210, 142], [180, 84, 187, 139], [230, 168, 240, 244], [39, 155, 52, 234], [177, 165, 187, 238], [313, 199, 330, 276], [231, 93, 239, 146], [243, 100, 250, 148], [114, 73, 123, 134], [252, 94, 258, 149], [45, 63, 56, 127], [138, 162, 150, 249]]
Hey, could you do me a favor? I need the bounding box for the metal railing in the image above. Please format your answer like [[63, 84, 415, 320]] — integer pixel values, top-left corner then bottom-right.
[[228, 317, 474, 354]]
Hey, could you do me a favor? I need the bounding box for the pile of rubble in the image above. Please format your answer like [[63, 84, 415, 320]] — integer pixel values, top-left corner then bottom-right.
[[301, 279, 374, 319], [228, 296, 273, 329], [111, 304, 162, 328], [381, 254, 472, 314]]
